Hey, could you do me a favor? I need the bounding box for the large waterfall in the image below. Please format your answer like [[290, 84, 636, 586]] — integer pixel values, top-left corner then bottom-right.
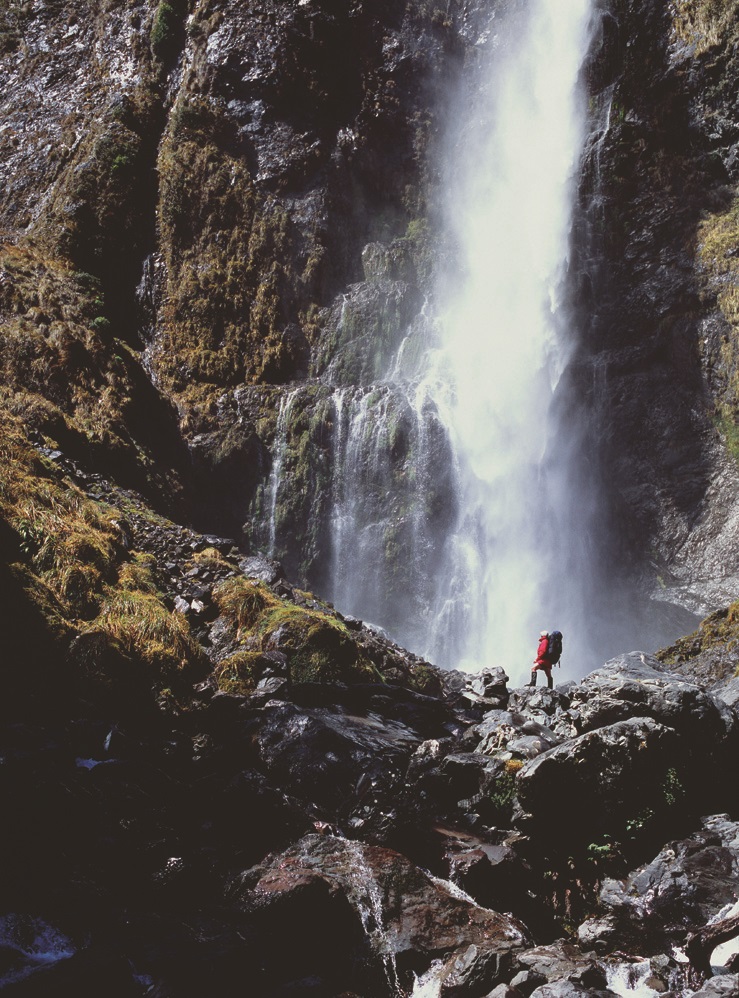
[[259, 0, 600, 680], [425, 0, 596, 674]]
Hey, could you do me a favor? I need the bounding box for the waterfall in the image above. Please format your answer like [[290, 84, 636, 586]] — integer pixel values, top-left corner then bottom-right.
[[266, 388, 301, 558], [259, 0, 599, 677], [425, 0, 596, 673]]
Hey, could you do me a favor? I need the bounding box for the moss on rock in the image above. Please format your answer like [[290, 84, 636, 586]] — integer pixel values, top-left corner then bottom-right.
[[213, 576, 379, 684], [656, 600, 739, 675]]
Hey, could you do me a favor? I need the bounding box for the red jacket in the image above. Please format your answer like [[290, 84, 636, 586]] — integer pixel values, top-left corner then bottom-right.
[[534, 635, 552, 669]]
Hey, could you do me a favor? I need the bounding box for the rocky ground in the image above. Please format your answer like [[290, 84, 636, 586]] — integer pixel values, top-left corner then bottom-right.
[[0, 453, 737, 997]]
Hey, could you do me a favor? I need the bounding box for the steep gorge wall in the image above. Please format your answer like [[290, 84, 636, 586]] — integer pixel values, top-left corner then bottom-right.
[[3, 0, 739, 652], [574, 0, 739, 621]]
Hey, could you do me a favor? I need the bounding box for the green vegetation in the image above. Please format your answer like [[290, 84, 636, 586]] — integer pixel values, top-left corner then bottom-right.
[[152, 93, 317, 432], [409, 663, 442, 696], [673, 0, 739, 54], [213, 576, 379, 684], [657, 600, 739, 672], [487, 761, 523, 824], [214, 651, 266, 695], [0, 412, 205, 703], [697, 196, 739, 462], [151, 0, 188, 60]]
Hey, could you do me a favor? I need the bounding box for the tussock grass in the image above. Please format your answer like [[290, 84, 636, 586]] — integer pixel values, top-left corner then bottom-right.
[[0, 410, 205, 697], [214, 651, 266, 695], [697, 196, 739, 459], [213, 576, 379, 684], [214, 577, 275, 632], [0, 413, 122, 615], [673, 0, 739, 55], [657, 600, 739, 676], [93, 586, 198, 671]]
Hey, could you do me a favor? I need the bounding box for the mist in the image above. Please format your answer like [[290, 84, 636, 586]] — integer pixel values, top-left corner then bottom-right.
[[421, 0, 597, 681]]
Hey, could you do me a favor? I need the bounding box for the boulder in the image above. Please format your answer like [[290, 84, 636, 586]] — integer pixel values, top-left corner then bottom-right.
[[569, 655, 736, 749], [241, 699, 425, 819], [514, 717, 680, 851], [527, 983, 613, 998], [713, 675, 739, 710], [691, 976, 739, 997], [238, 833, 531, 996], [513, 940, 610, 992], [594, 814, 739, 953], [472, 710, 561, 761]]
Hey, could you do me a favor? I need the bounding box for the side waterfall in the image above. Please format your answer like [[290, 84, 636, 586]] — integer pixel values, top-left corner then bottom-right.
[[260, 0, 597, 677]]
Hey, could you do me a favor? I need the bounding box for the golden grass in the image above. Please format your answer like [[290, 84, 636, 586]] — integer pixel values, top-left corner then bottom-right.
[[673, 0, 739, 54]]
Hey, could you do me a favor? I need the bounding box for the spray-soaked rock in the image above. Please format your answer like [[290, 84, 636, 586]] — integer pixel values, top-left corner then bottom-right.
[[514, 716, 680, 849], [591, 814, 739, 953], [570, 654, 737, 745], [237, 833, 531, 996]]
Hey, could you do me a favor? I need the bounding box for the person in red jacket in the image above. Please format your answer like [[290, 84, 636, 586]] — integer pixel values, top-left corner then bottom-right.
[[528, 630, 554, 689]]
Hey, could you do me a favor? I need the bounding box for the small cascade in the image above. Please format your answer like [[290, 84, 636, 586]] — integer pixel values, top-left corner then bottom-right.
[[343, 839, 404, 998], [327, 378, 449, 642], [409, 960, 445, 998], [265, 387, 301, 557], [604, 959, 664, 998]]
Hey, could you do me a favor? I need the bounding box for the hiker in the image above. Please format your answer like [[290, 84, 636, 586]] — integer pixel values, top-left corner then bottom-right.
[[527, 629, 562, 689]]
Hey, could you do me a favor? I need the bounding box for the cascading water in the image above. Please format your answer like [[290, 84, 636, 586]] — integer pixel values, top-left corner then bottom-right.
[[260, 0, 601, 678], [423, 0, 597, 674]]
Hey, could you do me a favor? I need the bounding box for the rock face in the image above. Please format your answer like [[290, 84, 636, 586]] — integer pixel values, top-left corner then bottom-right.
[[4, 0, 739, 646], [573, 0, 739, 617], [594, 813, 739, 955]]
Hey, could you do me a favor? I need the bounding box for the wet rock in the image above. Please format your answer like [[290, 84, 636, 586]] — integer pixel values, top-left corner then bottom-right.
[[691, 975, 739, 997], [467, 668, 510, 702], [527, 983, 613, 998], [576, 915, 619, 955], [238, 555, 287, 587], [239, 833, 531, 996], [714, 675, 739, 710], [514, 940, 609, 991], [596, 814, 739, 952], [570, 655, 736, 747], [241, 699, 424, 814], [514, 717, 680, 850], [472, 710, 561, 761]]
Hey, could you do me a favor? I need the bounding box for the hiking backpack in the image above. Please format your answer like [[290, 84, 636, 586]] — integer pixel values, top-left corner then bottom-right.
[[547, 630, 563, 664]]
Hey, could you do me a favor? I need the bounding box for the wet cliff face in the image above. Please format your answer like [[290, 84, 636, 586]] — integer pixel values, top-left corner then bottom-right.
[[2, 0, 739, 641], [576, 0, 739, 619]]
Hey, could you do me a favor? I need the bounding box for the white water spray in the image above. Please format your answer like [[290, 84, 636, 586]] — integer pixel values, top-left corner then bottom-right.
[[426, 0, 595, 673], [259, 0, 600, 676]]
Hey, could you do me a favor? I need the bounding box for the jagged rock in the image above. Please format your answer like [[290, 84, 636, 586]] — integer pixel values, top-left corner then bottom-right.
[[513, 940, 609, 991], [514, 716, 680, 849], [468, 668, 510, 700], [691, 976, 739, 997], [239, 833, 531, 996], [569, 655, 737, 747], [714, 675, 739, 710], [240, 699, 424, 814], [486, 985, 525, 998], [471, 710, 561, 761], [527, 983, 613, 998], [576, 915, 619, 955], [238, 556, 287, 587], [595, 814, 739, 953]]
